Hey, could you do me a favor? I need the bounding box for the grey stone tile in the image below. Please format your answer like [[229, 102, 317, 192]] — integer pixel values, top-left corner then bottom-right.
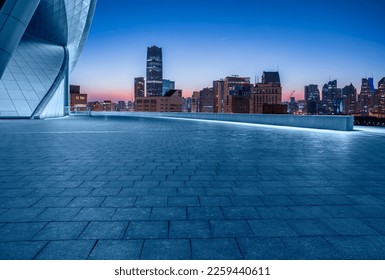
[[34, 222, 88, 240], [320, 205, 365, 218], [352, 205, 385, 218], [101, 197, 136, 207], [135, 197, 168, 207], [0, 241, 47, 260], [73, 208, 116, 221], [148, 187, 177, 196], [79, 221, 128, 239], [280, 237, 343, 259], [200, 196, 232, 206], [178, 187, 206, 196], [141, 239, 191, 260], [170, 221, 211, 238], [360, 218, 385, 234], [168, 196, 200, 206], [322, 218, 380, 235], [35, 240, 96, 260], [238, 237, 288, 259], [0, 208, 45, 222], [112, 208, 151, 221], [150, 207, 186, 220], [90, 188, 122, 196], [32, 197, 73, 208], [125, 221, 168, 239], [289, 195, 324, 206], [88, 240, 143, 260], [67, 197, 105, 207], [0, 222, 46, 241], [210, 220, 255, 237], [248, 219, 297, 237], [222, 207, 260, 219], [230, 195, 264, 206], [35, 208, 81, 221], [286, 219, 338, 236], [192, 238, 243, 260], [188, 207, 224, 220], [119, 188, 149, 196], [325, 236, 385, 259], [0, 197, 41, 208]]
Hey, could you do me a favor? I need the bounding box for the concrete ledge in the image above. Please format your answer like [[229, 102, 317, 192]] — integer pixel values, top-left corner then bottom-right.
[[90, 112, 354, 131]]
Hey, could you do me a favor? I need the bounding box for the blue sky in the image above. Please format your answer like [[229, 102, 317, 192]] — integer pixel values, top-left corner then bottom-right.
[[71, 0, 385, 101]]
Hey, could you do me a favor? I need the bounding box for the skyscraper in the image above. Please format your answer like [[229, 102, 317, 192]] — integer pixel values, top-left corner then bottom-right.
[[134, 77, 145, 98], [342, 84, 357, 115], [304, 84, 320, 115], [358, 78, 371, 116], [162, 79, 175, 96], [146, 45, 163, 96], [375, 77, 385, 116]]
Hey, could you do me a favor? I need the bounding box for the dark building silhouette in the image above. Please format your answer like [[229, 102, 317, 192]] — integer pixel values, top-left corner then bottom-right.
[[199, 87, 214, 113], [146, 45, 163, 96], [358, 78, 371, 116], [304, 84, 320, 115], [342, 83, 357, 115], [373, 77, 385, 116], [134, 77, 145, 98], [321, 80, 342, 114]]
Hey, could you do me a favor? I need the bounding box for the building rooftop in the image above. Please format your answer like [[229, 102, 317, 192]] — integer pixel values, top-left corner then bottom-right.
[[262, 71, 281, 84], [1, 115, 385, 260]]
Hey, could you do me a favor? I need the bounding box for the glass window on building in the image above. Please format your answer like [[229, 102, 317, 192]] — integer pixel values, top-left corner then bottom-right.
[[0, 0, 5, 10]]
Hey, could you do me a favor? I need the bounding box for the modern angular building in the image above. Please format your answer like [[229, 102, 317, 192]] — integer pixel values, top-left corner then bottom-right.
[[0, 0, 97, 118], [304, 84, 320, 115], [134, 77, 145, 98], [146, 45, 163, 97]]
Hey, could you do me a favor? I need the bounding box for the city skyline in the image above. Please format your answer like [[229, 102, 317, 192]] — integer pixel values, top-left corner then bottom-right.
[[71, 0, 385, 102]]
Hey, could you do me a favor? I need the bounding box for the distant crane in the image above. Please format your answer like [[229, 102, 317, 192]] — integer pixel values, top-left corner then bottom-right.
[[289, 90, 295, 101]]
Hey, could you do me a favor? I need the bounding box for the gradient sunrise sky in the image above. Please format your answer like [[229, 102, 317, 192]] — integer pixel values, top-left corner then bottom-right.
[[71, 0, 385, 102]]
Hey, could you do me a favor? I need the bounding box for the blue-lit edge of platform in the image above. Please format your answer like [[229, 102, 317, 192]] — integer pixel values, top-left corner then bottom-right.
[[90, 112, 354, 131]]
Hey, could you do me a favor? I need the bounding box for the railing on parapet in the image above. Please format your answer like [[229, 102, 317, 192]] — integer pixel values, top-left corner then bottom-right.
[[67, 106, 92, 116]]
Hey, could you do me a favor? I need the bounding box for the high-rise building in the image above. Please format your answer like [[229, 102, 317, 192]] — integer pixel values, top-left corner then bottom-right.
[[342, 84, 357, 115], [373, 77, 385, 116], [368, 77, 375, 95], [162, 79, 175, 96], [134, 77, 145, 98], [199, 88, 214, 113], [250, 72, 282, 114], [213, 79, 227, 113], [146, 45, 163, 96], [304, 84, 320, 115], [320, 80, 342, 114], [213, 76, 250, 114], [224, 76, 251, 114], [191, 91, 200, 112], [358, 78, 372, 116], [0, 0, 96, 119], [116, 101, 126, 111]]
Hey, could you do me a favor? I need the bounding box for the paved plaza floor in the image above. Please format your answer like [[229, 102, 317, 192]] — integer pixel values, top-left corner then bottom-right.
[[1, 115, 385, 260]]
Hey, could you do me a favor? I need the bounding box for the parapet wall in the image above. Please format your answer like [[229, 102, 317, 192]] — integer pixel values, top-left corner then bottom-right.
[[90, 112, 354, 131]]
